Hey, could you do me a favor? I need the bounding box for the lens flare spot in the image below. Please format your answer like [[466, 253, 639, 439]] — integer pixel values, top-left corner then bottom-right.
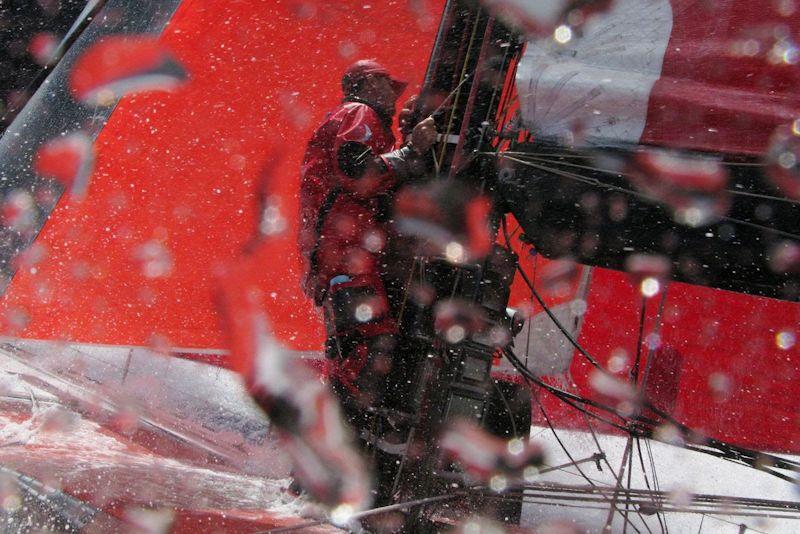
[[507, 438, 524, 456], [355, 303, 374, 323], [554, 25, 573, 44], [445, 324, 466, 344], [445, 241, 466, 263], [489, 475, 508, 493], [331, 503, 355, 526], [640, 277, 660, 297], [776, 330, 796, 350]]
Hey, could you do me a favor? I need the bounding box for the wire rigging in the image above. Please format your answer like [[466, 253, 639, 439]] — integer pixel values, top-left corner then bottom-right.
[[493, 151, 800, 207], [499, 154, 800, 242]]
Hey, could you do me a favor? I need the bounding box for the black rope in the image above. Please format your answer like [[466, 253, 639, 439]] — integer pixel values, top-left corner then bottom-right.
[[514, 259, 604, 370], [503, 347, 640, 431]]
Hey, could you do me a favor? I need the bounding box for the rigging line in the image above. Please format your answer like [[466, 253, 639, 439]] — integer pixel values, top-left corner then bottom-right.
[[494, 40, 522, 117], [640, 287, 670, 393], [512, 252, 796, 485], [532, 155, 800, 207], [504, 387, 656, 529], [491, 486, 800, 511], [639, 289, 669, 533], [527, 253, 541, 368], [501, 483, 800, 513], [504, 348, 639, 430], [682, 445, 799, 484], [427, 73, 472, 175], [532, 389, 645, 534], [725, 187, 800, 204], [719, 213, 800, 241], [262, 493, 463, 533], [491, 377, 519, 438], [503, 155, 665, 210], [436, 12, 482, 169], [486, 150, 598, 158], [514, 260, 602, 370], [431, 147, 441, 175], [488, 150, 770, 169], [603, 437, 641, 534], [698, 515, 769, 534], [501, 215, 531, 368], [492, 51, 522, 134], [501, 154, 800, 241], [645, 438, 665, 528], [482, 37, 514, 127], [681, 438, 799, 482], [477, 497, 618, 512], [460, 454, 611, 492], [478, 495, 800, 521], [499, 152, 800, 208], [696, 514, 705, 534], [536, 454, 609, 476], [394, 257, 419, 328], [624, 434, 636, 534], [389, 425, 417, 499], [677, 424, 800, 472], [496, 96, 520, 142], [501, 282, 646, 428], [702, 436, 800, 471], [504, 346, 661, 428], [524, 270, 534, 370], [431, 72, 474, 117], [623, 295, 649, 534], [501, 214, 532, 368], [632, 296, 647, 385], [580, 410, 623, 486], [551, 364, 625, 490], [637, 436, 668, 534], [538, 457, 616, 487]]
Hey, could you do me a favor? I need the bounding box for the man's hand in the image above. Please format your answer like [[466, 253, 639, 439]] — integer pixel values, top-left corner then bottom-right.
[[398, 95, 418, 136], [410, 116, 437, 154]]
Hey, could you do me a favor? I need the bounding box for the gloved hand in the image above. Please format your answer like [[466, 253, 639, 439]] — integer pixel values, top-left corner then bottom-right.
[[410, 116, 437, 154], [398, 94, 418, 137]]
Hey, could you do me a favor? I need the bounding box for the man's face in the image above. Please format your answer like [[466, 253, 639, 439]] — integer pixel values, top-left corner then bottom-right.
[[362, 74, 401, 117]]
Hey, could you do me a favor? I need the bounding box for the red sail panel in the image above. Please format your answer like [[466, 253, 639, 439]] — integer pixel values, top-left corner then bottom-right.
[[561, 269, 800, 453], [0, 0, 446, 350], [642, 0, 800, 154], [515, 0, 800, 154]]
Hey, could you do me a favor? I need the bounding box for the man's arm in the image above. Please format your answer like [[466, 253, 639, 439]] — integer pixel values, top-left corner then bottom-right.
[[380, 116, 437, 179], [334, 110, 437, 187]]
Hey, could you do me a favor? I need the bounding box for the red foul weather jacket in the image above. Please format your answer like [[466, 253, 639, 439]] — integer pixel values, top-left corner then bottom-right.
[[299, 101, 402, 308]]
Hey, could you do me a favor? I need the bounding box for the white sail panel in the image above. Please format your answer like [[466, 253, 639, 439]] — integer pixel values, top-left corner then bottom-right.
[[515, 0, 673, 147]]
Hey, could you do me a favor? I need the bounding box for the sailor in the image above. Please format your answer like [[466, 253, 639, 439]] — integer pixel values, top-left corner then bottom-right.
[[299, 59, 436, 426]]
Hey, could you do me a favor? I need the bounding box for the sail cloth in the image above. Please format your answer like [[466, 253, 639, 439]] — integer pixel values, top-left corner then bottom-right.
[[0, 0, 443, 351], [514, 0, 800, 155]]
